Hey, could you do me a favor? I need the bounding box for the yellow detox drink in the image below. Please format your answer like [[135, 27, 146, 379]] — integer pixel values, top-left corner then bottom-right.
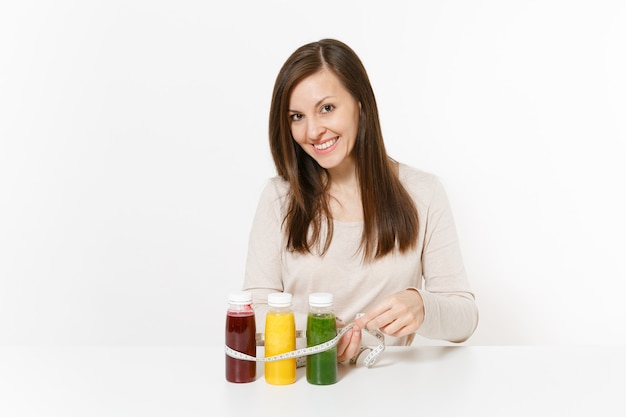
[[264, 293, 296, 385]]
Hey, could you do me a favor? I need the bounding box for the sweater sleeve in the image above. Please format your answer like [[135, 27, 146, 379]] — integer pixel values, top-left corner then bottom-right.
[[242, 180, 324, 338], [414, 178, 479, 343], [243, 179, 299, 331]]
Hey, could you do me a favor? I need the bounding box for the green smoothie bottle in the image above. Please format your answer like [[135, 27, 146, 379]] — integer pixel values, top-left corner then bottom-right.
[[306, 292, 338, 385]]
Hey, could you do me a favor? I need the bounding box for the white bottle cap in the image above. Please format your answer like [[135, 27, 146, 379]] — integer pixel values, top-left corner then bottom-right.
[[309, 292, 333, 307], [268, 292, 292, 307], [228, 291, 252, 305]]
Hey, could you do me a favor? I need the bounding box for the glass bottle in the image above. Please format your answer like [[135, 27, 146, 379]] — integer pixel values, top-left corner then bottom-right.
[[306, 292, 338, 385], [225, 291, 256, 383], [264, 292, 296, 385]]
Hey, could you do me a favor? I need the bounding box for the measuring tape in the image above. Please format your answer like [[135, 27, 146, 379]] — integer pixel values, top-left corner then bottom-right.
[[224, 323, 386, 368]]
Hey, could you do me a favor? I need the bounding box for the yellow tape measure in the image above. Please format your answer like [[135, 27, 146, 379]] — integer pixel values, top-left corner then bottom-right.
[[224, 323, 385, 368]]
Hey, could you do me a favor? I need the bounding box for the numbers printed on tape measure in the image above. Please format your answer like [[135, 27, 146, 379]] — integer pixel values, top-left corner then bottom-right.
[[224, 323, 385, 368]]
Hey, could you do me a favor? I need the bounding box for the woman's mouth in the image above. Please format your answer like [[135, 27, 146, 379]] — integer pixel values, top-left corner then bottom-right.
[[313, 137, 338, 152]]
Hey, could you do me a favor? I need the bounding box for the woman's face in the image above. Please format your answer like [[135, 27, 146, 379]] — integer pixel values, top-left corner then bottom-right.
[[288, 70, 360, 172]]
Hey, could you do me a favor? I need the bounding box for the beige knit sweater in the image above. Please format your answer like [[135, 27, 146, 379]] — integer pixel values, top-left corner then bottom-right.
[[243, 164, 478, 346]]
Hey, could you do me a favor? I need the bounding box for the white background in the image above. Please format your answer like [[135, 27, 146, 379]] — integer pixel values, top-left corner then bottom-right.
[[1, 0, 624, 347]]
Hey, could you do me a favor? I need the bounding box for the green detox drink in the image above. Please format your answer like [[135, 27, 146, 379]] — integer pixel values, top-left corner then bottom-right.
[[306, 293, 338, 385]]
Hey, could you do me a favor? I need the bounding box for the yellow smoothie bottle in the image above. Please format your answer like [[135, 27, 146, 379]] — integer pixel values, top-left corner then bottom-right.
[[264, 292, 296, 385]]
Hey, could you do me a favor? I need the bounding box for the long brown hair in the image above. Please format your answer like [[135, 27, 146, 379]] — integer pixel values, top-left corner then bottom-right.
[[269, 39, 418, 260]]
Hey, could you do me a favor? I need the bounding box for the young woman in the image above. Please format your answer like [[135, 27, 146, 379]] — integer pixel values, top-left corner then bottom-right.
[[243, 39, 478, 362]]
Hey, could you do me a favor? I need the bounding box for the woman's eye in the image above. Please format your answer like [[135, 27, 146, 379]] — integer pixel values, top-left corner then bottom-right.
[[290, 113, 303, 121], [321, 104, 335, 113]]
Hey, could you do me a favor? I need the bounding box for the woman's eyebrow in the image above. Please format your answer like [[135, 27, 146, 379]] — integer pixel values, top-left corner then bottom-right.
[[288, 96, 336, 113]]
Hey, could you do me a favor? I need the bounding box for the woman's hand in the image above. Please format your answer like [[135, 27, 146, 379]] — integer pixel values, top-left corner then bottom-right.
[[336, 289, 423, 362], [355, 289, 425, 338], [336, 319, 362, 363]]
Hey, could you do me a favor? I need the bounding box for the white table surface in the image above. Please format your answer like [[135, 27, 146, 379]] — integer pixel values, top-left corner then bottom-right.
[[1, 345, 624, 416]]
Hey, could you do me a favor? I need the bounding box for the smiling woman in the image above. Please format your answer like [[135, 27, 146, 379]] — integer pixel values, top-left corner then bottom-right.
[[242, 38, 479, 364]]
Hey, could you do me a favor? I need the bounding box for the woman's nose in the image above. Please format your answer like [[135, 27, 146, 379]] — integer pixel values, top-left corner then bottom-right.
[[307, 117, 325, 140]]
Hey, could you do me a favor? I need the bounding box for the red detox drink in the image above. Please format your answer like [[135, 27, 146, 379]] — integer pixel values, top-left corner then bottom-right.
[[225, 291, 257, 383]]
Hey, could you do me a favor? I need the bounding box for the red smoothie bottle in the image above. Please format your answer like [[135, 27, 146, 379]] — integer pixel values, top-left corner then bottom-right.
[[225, 291, 257, 383]]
